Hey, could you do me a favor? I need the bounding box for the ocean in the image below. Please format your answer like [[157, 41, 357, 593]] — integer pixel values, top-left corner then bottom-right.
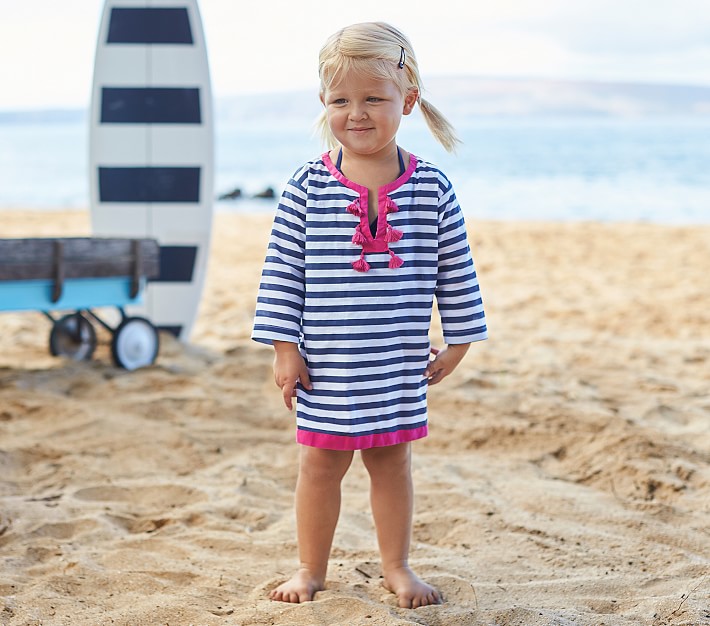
[[1, 114, 709, 224]]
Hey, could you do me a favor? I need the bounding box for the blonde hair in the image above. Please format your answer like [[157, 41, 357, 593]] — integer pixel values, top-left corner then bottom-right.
[[317, 22, 460, 153]]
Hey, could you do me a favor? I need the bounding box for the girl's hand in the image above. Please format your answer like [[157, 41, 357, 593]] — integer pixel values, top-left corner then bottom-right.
[[273, 341, 312, 410], [423, 343, 470, 385]]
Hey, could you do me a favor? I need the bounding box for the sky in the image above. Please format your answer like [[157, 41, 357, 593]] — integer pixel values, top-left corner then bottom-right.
[[0, 0, 709, 111]]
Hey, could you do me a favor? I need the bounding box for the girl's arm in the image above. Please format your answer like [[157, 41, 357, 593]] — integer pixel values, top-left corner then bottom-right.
[[252, 171, 308, 346], [434, 174, 487, 346]]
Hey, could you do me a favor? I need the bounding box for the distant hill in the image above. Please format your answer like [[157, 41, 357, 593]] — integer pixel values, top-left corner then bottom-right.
[[0, 108, 86, 124], [2, 77, 710, 124], [423, 77, 710, 118], [216, 77, 710, 124]]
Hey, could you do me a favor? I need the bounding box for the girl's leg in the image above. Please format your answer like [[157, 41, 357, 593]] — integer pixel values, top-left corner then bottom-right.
[[360, 442, 442, 609], [270, 445, 354, 603]]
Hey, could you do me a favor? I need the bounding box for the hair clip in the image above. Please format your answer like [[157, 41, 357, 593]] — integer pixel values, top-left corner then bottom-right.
[[398, 46, 405, 69]]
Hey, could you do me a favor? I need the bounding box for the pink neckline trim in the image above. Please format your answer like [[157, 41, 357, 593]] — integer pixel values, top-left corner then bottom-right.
[[322, 150, 417, 196]]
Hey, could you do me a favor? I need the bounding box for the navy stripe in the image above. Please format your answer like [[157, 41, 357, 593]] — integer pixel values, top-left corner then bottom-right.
[[304, 272, 436, 284], [303, 300, 432, 313], [155, 246, 197, 282], [258, 283, 305, 298], [261, 269, 305, 283], [309, 370, 419, 385], [438, 296, 484, 311], [305, 342, 429, 355], [304, 245, 438, 257], [306, 286, 434, 299], [252, 324, 299, 340], [445, 326, 488, 338], [303, 315, 432, 328], [305, 355, 426, 370], [435, 284, 479, 299], [305, 261, 438, 272], [98, 167, 200, 203], [298, 394, 426, 413], [304, 328, 428, 341], [440, 310, 486, 325], [307, 381, 426, 399], [107, 8, 193, 44], [267, 241, 305, 260], [101, 88, 201, 124], [254, 309, 301, 326]]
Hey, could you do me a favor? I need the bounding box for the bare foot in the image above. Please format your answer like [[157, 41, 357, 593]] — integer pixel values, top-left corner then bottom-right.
[[383, 565, 443, 609], [269, 568, 324, 603]]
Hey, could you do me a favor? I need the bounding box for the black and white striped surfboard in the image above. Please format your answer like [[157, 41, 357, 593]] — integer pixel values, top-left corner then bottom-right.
[[89, 0, 214, 341]]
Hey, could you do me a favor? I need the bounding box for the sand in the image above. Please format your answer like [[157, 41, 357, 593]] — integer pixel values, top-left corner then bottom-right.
[[0, 210, 708, 626]]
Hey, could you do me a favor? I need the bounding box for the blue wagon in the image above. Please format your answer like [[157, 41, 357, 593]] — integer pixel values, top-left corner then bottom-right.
[[0, 237, 161, 370]]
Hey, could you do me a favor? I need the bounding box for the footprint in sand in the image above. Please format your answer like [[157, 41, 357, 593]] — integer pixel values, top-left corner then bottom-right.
[[73, 484, 207, 508]]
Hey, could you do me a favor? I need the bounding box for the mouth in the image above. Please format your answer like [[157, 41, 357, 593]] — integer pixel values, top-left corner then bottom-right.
[[349, 127, 373, 132]]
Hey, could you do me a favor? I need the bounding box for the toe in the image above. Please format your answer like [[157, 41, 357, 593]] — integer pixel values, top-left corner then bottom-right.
[[398, 594, 413, 609]]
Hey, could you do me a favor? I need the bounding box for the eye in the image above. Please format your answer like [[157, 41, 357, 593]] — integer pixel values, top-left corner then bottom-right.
[[331, 98, 347, 105], [367, 97, 383, 103]]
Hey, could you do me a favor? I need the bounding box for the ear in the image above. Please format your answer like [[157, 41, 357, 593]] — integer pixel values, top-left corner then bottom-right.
[[403, 88, 418, 115], [319, 92, 326, 106]]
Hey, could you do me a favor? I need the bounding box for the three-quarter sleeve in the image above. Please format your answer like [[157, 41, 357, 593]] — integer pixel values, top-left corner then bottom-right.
[[251, 176, 307, 345], [435, 177, 488, 345]]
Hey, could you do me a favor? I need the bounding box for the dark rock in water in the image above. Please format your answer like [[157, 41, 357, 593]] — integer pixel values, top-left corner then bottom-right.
[[218, 187, 242, 200], [253, 187, 275, 199]]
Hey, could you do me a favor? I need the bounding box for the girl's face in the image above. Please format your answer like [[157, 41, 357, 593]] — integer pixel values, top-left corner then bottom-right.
[[321, 72, 417, 159]]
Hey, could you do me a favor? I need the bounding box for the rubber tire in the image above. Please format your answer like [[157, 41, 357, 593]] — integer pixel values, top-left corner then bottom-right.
[[111, 316, 159, 370], [49, 313, 97, 361]]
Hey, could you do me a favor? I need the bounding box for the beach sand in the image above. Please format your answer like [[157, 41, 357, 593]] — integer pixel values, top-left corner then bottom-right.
[[1, 210, 709, 625]]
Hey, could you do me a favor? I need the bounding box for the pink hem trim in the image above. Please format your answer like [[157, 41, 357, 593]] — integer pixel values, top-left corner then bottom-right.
[[297, 425, 428, 450]]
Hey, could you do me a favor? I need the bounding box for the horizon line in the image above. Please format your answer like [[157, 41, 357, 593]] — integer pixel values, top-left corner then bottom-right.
[[3, 74, 710, 115]]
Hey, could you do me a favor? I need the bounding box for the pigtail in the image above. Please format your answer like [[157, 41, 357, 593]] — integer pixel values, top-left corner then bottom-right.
[[419, 97, 461, 154]]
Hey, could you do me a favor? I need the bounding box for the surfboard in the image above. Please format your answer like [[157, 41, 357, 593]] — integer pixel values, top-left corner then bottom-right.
[[89, 0, 214, 341]]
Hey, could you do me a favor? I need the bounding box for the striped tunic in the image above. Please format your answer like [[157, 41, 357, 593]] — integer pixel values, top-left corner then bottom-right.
[[252, 151, 487, 450]]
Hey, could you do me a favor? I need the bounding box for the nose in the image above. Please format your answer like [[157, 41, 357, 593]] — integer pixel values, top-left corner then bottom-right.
[[348, 103, 367, 121]]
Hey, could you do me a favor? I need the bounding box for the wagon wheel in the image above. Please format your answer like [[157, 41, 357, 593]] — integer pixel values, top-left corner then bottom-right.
[[111, 317, 159, 371], [49, 313, 97, 361]]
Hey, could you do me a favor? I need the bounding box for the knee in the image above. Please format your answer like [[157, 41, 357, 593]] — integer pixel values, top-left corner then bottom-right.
[[362, 444, 411, 479], [299, 448, 353, 485]]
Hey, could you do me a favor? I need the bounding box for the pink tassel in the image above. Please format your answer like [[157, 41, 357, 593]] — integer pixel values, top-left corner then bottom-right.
[[352, 253, 371, 272], [352, 226, 367, 245], [346, 199, 364, 217], [388, 251, 404, 269], [385, 197, 399, 214], [385, 226, 403, 243]]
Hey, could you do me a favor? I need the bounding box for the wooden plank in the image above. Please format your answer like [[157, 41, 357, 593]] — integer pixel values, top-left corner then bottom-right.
[[0, 238, 160, 282]]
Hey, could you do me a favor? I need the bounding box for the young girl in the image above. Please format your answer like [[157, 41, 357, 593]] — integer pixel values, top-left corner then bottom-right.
[[252, 22, 487, 609]]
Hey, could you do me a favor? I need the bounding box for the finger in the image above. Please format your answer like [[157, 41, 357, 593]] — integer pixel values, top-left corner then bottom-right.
[[430, 346, 440, 355], [427, 369, 444, 385], [300, 368, 313, 390], [282, 382, 294, 410]]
